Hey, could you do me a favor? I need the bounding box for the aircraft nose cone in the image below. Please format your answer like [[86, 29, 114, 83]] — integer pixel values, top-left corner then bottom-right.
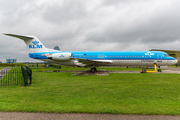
[[168, 59, 178, 66], [174, 59, 178, 64]]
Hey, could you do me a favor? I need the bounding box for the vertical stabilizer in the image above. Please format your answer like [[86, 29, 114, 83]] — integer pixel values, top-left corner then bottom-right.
[[4, 34, 49, 53]]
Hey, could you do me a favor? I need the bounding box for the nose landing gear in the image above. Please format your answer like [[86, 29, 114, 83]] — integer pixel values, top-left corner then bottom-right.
[[158, 66, 162, 72]]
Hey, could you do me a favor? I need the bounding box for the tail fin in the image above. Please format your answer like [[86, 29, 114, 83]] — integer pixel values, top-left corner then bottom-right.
[[4, 33, 49, 53]]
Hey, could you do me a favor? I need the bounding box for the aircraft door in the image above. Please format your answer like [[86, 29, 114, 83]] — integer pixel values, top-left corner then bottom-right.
[[157, 54, 162, 62]]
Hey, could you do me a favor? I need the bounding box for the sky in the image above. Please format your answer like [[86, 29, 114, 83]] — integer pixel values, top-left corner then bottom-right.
[[0, 0, 180, 62]]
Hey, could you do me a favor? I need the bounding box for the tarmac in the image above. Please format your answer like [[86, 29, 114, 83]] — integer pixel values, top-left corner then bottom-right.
[[1, 67, 180, 120], [0, 67, 12, 79], [0, 112, 180, 120], [70, 67, 180, 75]]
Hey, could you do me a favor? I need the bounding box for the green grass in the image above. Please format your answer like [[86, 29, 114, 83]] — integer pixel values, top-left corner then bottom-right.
[[0, 68, 180, 114], [0, 63, 25, 67]]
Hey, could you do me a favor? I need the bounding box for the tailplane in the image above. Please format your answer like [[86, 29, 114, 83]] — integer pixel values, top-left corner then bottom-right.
[[4, 33, 49, 53]]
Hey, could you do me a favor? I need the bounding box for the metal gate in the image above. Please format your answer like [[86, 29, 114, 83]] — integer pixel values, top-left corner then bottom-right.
[[21, 66, 32, 86]]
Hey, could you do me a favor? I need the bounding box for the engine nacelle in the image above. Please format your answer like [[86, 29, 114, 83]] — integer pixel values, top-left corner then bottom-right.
[[49, 53, 72, 61]]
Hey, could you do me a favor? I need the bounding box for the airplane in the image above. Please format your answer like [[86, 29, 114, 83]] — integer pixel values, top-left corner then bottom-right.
[[4, 33, 177, 73]]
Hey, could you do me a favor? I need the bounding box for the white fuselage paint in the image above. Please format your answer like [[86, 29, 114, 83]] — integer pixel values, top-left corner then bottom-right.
[[39, 59, 177, 67]]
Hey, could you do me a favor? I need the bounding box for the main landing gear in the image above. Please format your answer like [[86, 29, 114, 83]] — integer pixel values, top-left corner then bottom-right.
[[90, 67, 97, 73]]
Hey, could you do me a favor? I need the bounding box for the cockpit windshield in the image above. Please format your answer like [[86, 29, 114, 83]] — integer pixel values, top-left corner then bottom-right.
[[165, 54, 169, 57]]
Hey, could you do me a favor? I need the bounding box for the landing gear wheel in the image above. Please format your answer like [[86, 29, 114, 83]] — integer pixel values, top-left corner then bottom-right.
[[90, 68, 97, 73], [158, 66, 162, 72]]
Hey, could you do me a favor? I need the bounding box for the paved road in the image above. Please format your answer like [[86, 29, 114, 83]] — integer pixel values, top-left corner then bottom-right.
[[0, 112, 180, 120], [0, 67, 11, 79]]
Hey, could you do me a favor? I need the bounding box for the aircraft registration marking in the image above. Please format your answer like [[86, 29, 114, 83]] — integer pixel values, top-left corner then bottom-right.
[[141, 60, 154, 62]]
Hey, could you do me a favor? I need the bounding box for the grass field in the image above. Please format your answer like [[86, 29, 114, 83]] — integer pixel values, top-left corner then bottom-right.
[[0, 68, 180, 114]]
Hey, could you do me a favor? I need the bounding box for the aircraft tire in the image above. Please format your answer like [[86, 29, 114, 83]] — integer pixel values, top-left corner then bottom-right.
[[91, 68, 96, 73]]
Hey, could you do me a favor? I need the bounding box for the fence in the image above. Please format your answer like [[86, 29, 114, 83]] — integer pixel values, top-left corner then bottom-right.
[[0, 67, 32, 86], [0, 69, 23, 86]]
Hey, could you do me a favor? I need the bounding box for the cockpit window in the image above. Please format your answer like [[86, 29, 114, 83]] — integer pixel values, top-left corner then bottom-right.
[[165, 54, 169, 57]]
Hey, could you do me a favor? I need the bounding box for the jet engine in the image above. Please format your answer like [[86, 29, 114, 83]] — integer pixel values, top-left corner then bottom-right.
[[48, 53, 72, 60]]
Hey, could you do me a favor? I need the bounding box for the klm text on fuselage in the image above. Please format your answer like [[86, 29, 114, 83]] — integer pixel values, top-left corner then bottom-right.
[[29, 45, 42, 49]]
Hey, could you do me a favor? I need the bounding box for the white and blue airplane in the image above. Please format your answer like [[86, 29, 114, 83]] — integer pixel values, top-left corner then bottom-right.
[[5, 33, 177, 73]]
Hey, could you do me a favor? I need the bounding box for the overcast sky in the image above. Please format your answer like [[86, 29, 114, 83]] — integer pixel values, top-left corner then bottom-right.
[[0, 0, 180, 62]]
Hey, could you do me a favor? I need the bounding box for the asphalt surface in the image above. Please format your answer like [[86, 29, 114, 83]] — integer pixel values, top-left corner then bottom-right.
[[0, 67, 11, 79], [0, 112, 180, 120]]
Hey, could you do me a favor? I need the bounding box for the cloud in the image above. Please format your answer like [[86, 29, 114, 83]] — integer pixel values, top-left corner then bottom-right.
[[0, 0, 180, 62]]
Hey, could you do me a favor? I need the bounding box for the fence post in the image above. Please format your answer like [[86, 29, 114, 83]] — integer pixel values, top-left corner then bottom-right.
[[26, 66, 32, 85], [21, 66, 28, 86]]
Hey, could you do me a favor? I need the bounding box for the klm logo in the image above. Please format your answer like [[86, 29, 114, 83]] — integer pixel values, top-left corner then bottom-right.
[[32, 40, 39, 45], [145, 52, 154, 55], [29, 40, 42, 49], [59, 54, 65, 57], [29, 45, 42, 49]]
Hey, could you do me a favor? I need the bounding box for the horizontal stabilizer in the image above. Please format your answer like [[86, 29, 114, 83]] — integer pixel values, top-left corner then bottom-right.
[[4, 33, 34, 40], [4, 33, 49, 53]]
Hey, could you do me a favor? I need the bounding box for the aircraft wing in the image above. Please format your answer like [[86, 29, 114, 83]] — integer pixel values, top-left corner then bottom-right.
[[74, 58, 113, 67]]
